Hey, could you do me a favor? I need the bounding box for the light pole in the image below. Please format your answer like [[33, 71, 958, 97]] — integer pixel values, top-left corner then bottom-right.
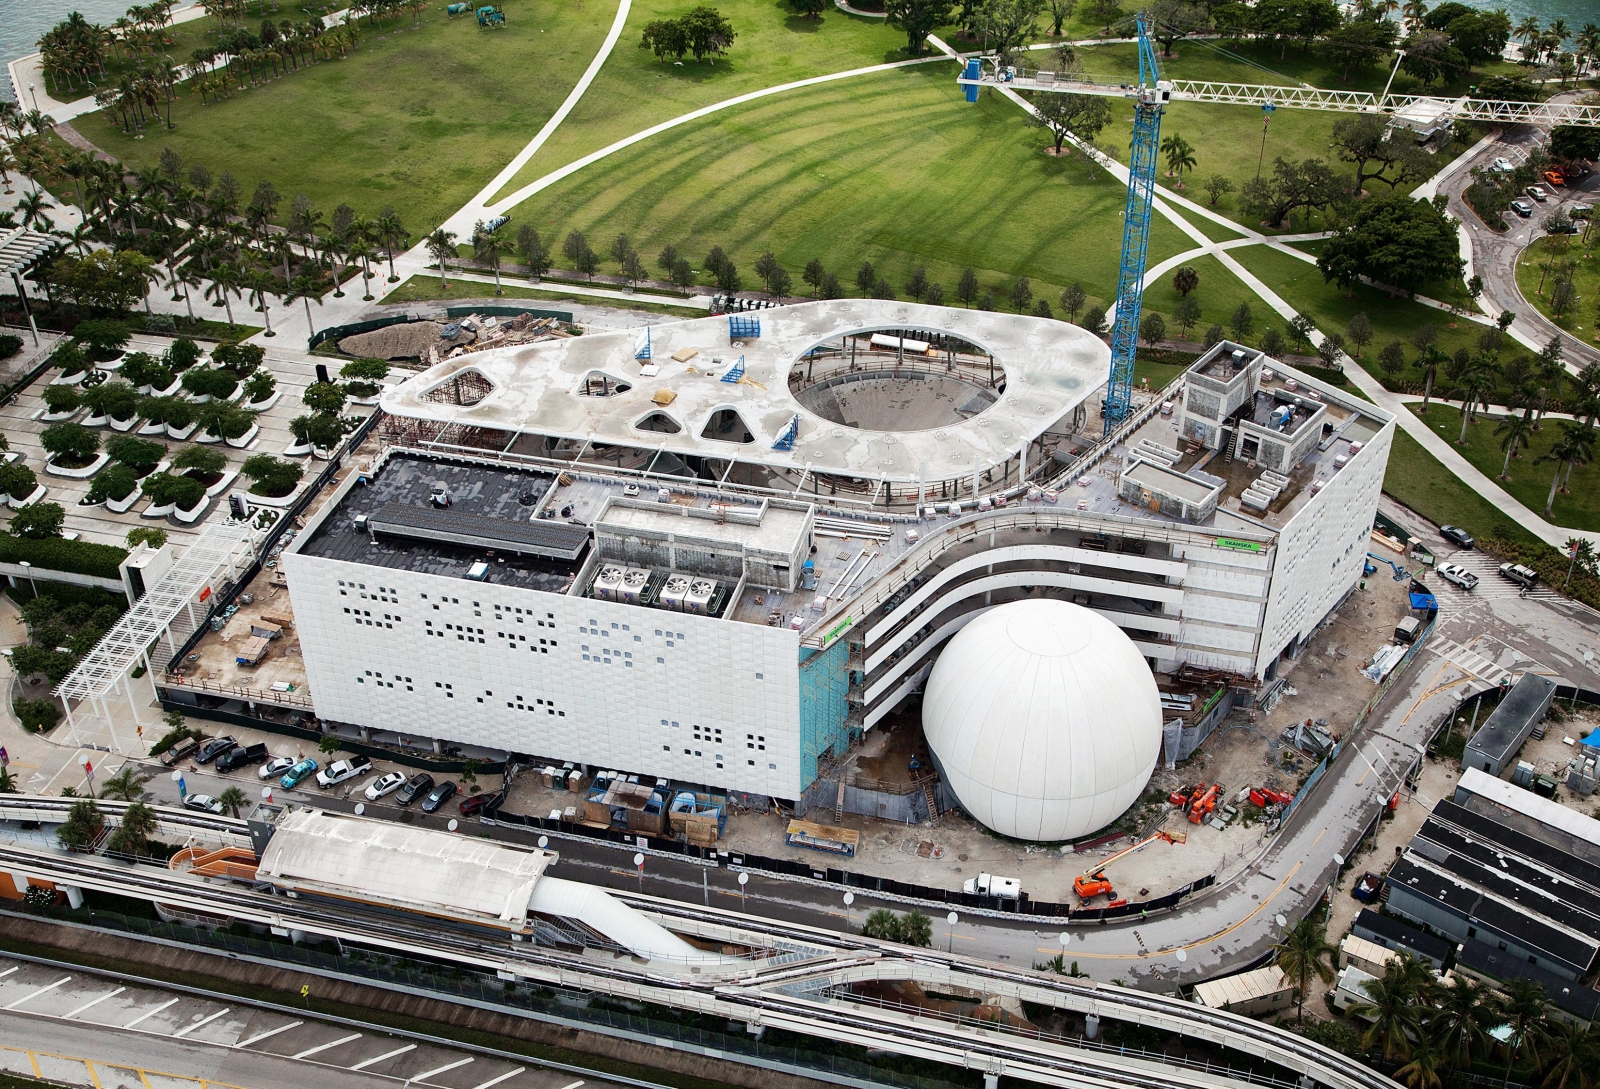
[[27, 84, 39, 111], [18, 560, 34, 597], [946, 911, 958, 953], [738, 871, 748, 909], [843, 891, 854, 930], [633, 851, 645, 892]]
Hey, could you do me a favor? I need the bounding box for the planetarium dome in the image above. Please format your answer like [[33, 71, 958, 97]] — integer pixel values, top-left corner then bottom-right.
[[921, 598, 1163, 842]]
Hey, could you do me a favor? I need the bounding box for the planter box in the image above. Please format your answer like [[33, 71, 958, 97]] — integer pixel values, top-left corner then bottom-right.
[[225, 424, 261, 449], [137, 419, 168, 436], [141, 500, 176, 519], [10, 484, 47, 509], [312, 445, 338, 461], [284, 439, 314, 457], [106, 488, 142, 514], [108, 415, 139, 433], [97, 356, 123, 371], [167, 422, 199, 441], [80, 411, 108, 428], [51, 371, 88, 386], [45, 453, 110, 479], [41, 408, 81, 423], [174, 495, 213, 524], [245, 391, 281, 413], [243, 481, 306, 509], [193, 428, 223, 445], [348, 393, 380, 406], [155, 378, 183, 396], [201, 470, 239, 499]]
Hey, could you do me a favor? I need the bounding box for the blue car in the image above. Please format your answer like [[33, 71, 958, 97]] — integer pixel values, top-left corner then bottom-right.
[[280, 758, 319, 789]]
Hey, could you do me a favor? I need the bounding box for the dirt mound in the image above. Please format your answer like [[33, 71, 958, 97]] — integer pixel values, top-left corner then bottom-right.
[[339, 321, 474, 360]]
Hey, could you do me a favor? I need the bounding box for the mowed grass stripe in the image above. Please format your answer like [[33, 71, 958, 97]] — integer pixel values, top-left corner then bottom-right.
[[506, 63, 1190, 307]]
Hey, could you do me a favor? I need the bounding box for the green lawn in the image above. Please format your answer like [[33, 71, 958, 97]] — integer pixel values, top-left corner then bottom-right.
[[487, 0, 923, 204], [1408, 405, 1600, 532], [1139, 254, 1258, 342], [1230, 244, 1482, 376], [1382, 429, 1542, 550], [384, 274, 705, 316], [498, 63, 1192, 314], [72, 2, 616, 233], [1515, 233, 1600, 344]]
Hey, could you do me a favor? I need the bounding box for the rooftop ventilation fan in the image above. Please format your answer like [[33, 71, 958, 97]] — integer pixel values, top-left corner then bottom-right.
[[623, 569, 650, 587], [664, 576, 692, 594], [690, 580, 716, 596], [598, 565, 626, 582]]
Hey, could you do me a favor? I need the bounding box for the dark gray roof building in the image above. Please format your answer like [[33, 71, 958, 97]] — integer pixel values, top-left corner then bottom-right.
[[1463, 673, 1559, 776]]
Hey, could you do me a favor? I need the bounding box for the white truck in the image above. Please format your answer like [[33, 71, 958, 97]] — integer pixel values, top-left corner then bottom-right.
[[962, 873, 1022, 899]]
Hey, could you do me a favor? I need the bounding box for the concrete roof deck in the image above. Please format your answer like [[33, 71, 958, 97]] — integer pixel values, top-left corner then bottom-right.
[[381, 301, 1109, 484]]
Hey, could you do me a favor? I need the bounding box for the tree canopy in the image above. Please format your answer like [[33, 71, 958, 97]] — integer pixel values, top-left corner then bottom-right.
[[1316, 193, 1465, 294]]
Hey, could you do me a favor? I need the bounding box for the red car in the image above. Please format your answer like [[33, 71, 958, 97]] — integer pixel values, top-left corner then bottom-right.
[[458, 794, 488, 817]]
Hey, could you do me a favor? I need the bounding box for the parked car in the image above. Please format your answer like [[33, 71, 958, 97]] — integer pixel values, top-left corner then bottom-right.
[[420, 781, 458, 813], [1436, 562, 1479, 591], [1492, 156, 1514, 172], [159, 736, 200, 767], [216, 743, 269, 773], [280, 758, 319, 789], [1572, 204, 1593, 220], [1545, 168, 1566, 187], [1500, 562, 1540, 588], [395, 772, 434, 806], [315, 755, 374, 789], [182, 794, 224, 814], [365, 771, 408, 800], [260, 756, 296, 780], [195, 736, 238, 764], [1439, 525, 1474, 549], [1511, 200, 1535, 217], [458, 793, 489, 817], [1526, 184, 1549, 202]]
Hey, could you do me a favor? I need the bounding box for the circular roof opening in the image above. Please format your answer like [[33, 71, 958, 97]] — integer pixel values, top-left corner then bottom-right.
[[789, 328, 1003, 433]]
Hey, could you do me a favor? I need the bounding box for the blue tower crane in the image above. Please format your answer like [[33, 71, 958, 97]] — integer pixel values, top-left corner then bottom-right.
[[1103, 20, 1170, 434]]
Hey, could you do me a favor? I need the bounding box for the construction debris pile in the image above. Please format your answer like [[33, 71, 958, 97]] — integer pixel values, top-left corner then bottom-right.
[[429, 314, 574, 364]]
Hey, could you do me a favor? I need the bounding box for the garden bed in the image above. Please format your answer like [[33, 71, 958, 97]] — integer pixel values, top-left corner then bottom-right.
[[44, 453, 110, 480]]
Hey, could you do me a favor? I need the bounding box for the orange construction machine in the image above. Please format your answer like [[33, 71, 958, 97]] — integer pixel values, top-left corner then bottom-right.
[[1073, 830, 1185, 902], [1187, 783, 1222, 824]]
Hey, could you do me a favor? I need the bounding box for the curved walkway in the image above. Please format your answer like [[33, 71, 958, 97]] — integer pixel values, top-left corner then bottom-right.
[[833, 0, 886, 16]]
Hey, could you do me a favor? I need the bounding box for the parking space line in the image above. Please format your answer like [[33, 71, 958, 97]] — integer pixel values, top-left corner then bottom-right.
[[171, 1008, 230, 1038], [559, 1080, 586, 1089], [124, 997, 180, 1028], [292, 1033, 362, 1059], [4, 976, 71, 1009], [65, 987, 125, 1019], [83, 1059, 104, 1089], [0, 967, 18, 981], [349, 1044, 416, 1071], [414, 1057, 476, 1082], [469, 1067, 525, 1089], [235, 1021, 302, 1048]]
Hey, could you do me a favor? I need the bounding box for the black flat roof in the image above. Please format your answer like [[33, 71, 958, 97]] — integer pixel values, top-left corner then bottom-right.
[[1352, 909, 1453, 963], [1456, 939, 1600, 1019], [1415, 820, 1600, 934], [1431, 799, 1600, 891], [1465, 673, 1558, 765]]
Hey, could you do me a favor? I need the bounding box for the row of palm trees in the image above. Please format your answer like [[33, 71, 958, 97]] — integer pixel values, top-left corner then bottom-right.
[[1275, 916, 1596, 1089], [1511, 17, 1600, 70]]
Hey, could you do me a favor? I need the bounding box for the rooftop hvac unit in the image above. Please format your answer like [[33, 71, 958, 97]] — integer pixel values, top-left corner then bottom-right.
[[620, 567, 651, 604], [593, 565, 626, 600], [685, 579, 718, 615], [660, 575, 692, 612]]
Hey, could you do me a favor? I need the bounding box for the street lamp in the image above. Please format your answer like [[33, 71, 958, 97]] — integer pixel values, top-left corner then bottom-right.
[[738, 871, 748, 908], [633, 851, 645, 892], [946, 911, 958, 953], [18, 560, 34, 596], [27, 84, 39, 111], [843, 891, 854, 930]]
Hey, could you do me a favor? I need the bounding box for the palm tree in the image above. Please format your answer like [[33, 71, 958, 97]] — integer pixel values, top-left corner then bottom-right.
[[1417, 347, 1447, 413], [216, 785, 248, 818], [1515, 15, 1541, 50], [1273, 916, 1337, 1020], [1541, 423, 1594, 515], [0, 767, 17, 794], [98, 765, 147, 802], [1500, 978, 1552, 1086], [474, 228, 512, 296], [1396, 1034, 1445, 1089], [283, 273, 324, 333], [375, 209, 408, 282], [1349, 964, 1424, 1061], [168, 262, 203, 321], [1496, 414, 1533, 480], [1430, 974, 1496, 1070], [1161, 134, 1197, 186], [248, 268, 279, 337], [1541, 1020, 1600, 1089], [205, 261, 243, 327], [426, 228, 458, 290]]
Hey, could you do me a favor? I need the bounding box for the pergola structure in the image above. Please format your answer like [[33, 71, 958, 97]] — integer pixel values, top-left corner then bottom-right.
[[55, 520, 262, 753], [0, 227, 59, 347]]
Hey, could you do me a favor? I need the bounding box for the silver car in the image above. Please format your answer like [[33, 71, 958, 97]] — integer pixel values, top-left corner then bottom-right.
[[259, 756, 296, 780], [365, 771, 408, 801]]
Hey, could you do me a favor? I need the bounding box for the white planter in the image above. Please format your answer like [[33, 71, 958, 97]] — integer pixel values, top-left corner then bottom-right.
[[80, 411, 108, 428], [51, 371, 88, 386], [141, 500, 176, 519], [348, 393, 380, 406], [10, 484, 47, 509], [106, 488, 141, 514], [312, 445, 337, 461], [202, 470, 238, 498], [41, 408, 81, 423], [246, 391, 281, 413], [187, 393, 213, 405], [227, 386, 247, 404], [225, 424, 261, 449], [155, 378, 183, 396], [45, 453, 110, 479], [138, 419, 168, 436], [243, 481, 305, 509], [167, 422, 198, 440], [97, 356, 123, 371], [194, 429, 223, 445], [108, 415, 139, 432], [284, 439, 314, 457], [174, 495, 212, 524], [136, 385, 153, 396]]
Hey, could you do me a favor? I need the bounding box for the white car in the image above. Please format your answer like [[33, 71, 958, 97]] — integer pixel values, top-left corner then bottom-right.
[[364, 771, 408, 801], [1492, 156, 1514, 172], [315, 756, 374, 789], [1436, 562, 1479, 591], [259, 756, 296, 780], [182, 794, 224, 814]]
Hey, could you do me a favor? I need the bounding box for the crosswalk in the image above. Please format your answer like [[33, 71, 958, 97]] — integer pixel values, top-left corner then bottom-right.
[[1429, 637, 1514, 685], [1431, 550, 1564, 603]]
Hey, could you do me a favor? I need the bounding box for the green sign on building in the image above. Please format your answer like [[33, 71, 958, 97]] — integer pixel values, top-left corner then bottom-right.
[[1214, 537, 1263, 553]]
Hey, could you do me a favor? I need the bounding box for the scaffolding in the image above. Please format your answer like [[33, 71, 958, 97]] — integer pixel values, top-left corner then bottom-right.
[[54, 520, 262, 751]]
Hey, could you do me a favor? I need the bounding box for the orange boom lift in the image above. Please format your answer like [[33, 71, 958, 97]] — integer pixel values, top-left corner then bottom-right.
[[1073, 830, 1185, 903]]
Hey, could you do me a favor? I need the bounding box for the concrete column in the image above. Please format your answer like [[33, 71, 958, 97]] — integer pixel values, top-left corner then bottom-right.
[[62, 885, 84, 910], [433, 739, 443, 754], [1085, 1013, 1101, 1039], [983, 1075, 999, 1089]]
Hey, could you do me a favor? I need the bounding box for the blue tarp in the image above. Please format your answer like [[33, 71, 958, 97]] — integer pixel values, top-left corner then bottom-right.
[[1410, 590, 1438, 612], [1580, 732, 1600, 750]]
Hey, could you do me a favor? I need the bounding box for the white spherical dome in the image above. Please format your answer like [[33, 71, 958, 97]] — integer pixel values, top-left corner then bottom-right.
[[921, 599, 1162, 842]]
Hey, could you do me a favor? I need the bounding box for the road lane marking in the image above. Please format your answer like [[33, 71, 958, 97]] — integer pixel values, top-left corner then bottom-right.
[[83, 1059, 103, 1089], [235, 1020, 302, 1048], [558, 1081, 586, 1089], [64, 987, 124, 1019], [470, 1068, 526, 1089], [5, 976, 71, 1009], [0, 967, 18, 981], [414, 1057, 476, 1082], [172, 1008, 230, 1037], [349, 1044, 417, 1071], [123, 997, 179, 1028], [1068, 862, 1305, 960], [1312, 828, 1325, 846], [293, 1033, 362, 1059]]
